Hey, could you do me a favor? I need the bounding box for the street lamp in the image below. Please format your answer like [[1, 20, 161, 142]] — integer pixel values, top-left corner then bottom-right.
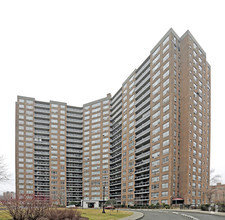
[[102, 185, 106, 213]]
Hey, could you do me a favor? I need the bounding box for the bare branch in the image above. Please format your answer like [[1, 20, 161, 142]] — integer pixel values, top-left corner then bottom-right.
[[0, 155, 9, 182]]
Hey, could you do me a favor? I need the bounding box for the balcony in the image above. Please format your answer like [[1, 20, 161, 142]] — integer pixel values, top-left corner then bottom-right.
[[135, 174, 149, 181], [136, 82, 150, 100], [110, 174, 121, 181], [35, 177, 49, 181], [35, 187, 49, 191], [111, 139, 122, 147], [136, 151, 150, 160], [66, 143, 82, 148], [67, 159, 82, 163], [135, 75, 150, 93], [135, 120, 150, 133], [110, 145, 122, 153], [35, 103, 50, 109], [34, 161, 49, 165], [35, 135, 49, 140], [66, 174, 82, 178], [110, 163, 122, 170], [134, 197, 149, 201], [111, 102, 122, 116], [67, 108, 83, 114], [67, 128, 82, 133], [34, 151, 49, 155], [135, 97, 150, 112], [34, 119, 49, 124], [110, 133, 121, 143], [110, 169, 121, 176], [135, 136, 150, 148], [66, 149, 82, 153], [34, 166, 49, 171], [110, 152, 121, 160], [67, 139, 82, 144], [34, 108, 50, 114], [67, 123, 82, 128], [135, 182, 149, 188], [110, 157, 122, 165], [136, 145, 150, 156], [35, 130, 49, 135], [110, 127, 122, 137], [110, 181, 121, 187], [135, 159, 150, 168], [67, 113, 82, 118], [135, 104, 150, 119], [136, 60, 150, 80], [135, 166, 150, 175], [135, 189, 149, 194], [35, 171, 49, 176], [66, 133, 82, 138], [136, 90, 150, 107], [34, 156, 49, 160], [34, 146, 49, 151], [35, 182, 49, 186], [66, 154, 82, 159], [66, 163, 82, 168], [34, 141, 49, 145], [67, 118, 83, 123], [136, 66, 150, 86], [136, 128, 150, 140], [34, 124, 49, 129], [35, 114, 50, 119]]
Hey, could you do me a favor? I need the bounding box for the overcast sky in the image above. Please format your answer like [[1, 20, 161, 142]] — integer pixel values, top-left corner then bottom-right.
[[0, 0, 225, 193]]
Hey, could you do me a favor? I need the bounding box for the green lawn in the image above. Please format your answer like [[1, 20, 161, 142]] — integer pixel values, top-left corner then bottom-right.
[[0, 208, 133, 220], [0, 210, 12, 220], [79, 209, 133, 220]]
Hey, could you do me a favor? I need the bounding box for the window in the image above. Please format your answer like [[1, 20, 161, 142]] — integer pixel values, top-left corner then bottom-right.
[[152, 86, 160, 96], [163, 140, 169, 147], [151, 176, 159, 182], [153, 62, 160, 73], [162, 174, 168, 180], [152, 54, 160, 65], [152, 160, 160, 167], [163, 122, 169, 129], [163, 105, 169, 113], [153, 78, 160, 88], [162, 166, 169, 172], [163, 53, 169, 63], [152, 46, 160, 57], [162, 191, 168, 197], [163, 78, 169, 87]]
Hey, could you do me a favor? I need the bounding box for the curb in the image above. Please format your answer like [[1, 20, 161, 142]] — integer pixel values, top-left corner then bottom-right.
[[119, 211, 144, 220], [140, 209, 225, 218], [170, 209, 225, 217]]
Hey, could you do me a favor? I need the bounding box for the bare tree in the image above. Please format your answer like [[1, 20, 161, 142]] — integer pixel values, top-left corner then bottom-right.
[[1, 194, 51, 220], [206, 169, 221, 204], [0, 155, 9, 182]]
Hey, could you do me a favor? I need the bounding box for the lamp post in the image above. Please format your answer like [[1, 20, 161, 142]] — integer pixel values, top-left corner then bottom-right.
[[102, 185, 106, 213]]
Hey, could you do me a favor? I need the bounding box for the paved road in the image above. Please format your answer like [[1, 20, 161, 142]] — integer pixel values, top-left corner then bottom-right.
[[141, 210, 225, 220]]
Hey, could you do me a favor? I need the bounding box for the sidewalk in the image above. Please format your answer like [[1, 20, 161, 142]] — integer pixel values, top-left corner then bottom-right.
[[120, 210, 144, 220], [141, 208, 225, 217], [172, 209, 225, 217]]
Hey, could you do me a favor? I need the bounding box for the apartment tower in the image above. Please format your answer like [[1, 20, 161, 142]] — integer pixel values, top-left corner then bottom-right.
[[15, 28, 210, 207]]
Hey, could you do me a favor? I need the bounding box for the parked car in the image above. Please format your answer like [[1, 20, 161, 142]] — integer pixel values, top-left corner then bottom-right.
[[105, 206, 115, 209], [66, 205, 76, 208]]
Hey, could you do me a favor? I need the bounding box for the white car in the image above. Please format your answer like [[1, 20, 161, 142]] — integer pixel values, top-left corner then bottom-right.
[[66, 205, 76, 208]]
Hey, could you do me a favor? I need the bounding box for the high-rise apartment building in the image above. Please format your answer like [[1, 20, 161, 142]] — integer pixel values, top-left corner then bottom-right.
[[15, 28, 211, 207]]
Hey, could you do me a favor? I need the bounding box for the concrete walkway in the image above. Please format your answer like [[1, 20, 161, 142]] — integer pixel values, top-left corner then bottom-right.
[[141, 208, 225, 217], [170, 209, 225, 217], [120, 210, 144, 220]]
